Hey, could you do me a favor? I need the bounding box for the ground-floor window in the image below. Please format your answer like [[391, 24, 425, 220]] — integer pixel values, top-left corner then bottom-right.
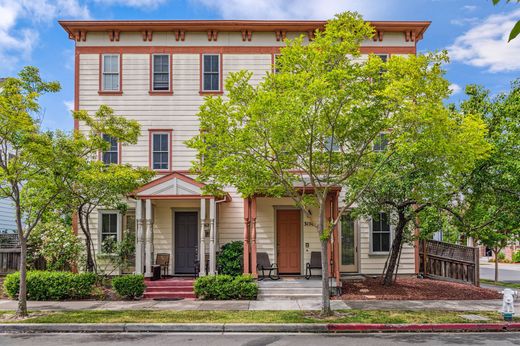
[[371, 212, 391, 253], [99, 211, 121, 253]]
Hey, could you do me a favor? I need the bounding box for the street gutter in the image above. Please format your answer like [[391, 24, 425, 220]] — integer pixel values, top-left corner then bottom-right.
[[1, 323, 520, 333]]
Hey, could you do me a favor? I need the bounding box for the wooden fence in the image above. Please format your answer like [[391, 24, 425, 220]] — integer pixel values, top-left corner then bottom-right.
[[0, 233, 20, 275], [419, 239, 480, 286]]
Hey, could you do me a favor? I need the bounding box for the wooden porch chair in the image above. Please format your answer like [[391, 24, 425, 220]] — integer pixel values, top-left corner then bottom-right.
[[305, 251, 321, 279], [155, 253, 170, 278], [257, 252, 279, 281]]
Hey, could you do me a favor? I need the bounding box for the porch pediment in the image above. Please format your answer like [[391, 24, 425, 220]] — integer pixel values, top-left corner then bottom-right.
[[135, 172, 205, 198]]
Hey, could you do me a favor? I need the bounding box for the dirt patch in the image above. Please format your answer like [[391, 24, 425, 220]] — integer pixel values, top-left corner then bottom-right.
[[338, 277, 502, 300]]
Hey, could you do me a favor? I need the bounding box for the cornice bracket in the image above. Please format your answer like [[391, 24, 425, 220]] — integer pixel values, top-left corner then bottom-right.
[[207, 30, 218, 41], [141, 30, 153, 42], [275, 30, 286, 42]]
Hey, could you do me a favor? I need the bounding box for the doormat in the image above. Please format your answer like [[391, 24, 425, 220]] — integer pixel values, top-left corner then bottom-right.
[[153, 298, 185, 301]]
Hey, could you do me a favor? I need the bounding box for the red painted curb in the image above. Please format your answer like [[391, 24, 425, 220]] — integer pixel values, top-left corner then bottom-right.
[[327, 323, 520, 333]]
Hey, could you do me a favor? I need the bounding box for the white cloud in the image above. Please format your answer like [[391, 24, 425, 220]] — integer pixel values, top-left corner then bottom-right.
[[191, 0, 389, 20], [64, 100, 74, 112], [448, 9, 520, 72], [449, 83, 462, 95], [462, 5, 477, 12], [450, 17, 479, 27], [93, 0, 167, 9]]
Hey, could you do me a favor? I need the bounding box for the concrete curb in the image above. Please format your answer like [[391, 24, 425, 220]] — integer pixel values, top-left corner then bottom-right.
[[0, 322, 520, 333]]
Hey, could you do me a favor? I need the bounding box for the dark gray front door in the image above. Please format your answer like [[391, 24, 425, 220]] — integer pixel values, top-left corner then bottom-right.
[[174, 212, 198, 274]]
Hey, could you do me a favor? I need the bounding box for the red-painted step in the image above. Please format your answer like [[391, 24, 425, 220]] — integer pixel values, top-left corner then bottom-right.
[[143, 278, 196, 300]]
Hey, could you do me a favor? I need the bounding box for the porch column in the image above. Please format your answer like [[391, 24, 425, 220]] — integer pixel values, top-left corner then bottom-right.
[[199, 198, 207, 276], [243, 198, 250, 274], [208, 198, 216, 275], [144, 199, 153, 278], [250, 197, 257, 278], [135, 199, 144, 275]]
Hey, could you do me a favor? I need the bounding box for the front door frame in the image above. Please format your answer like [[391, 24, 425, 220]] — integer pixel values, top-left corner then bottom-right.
[[171, 208, 200, 275], [339, 211, 360, 273], [274, 206, 304, 275]]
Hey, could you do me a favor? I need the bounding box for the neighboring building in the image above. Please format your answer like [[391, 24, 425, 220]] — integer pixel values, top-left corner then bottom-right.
[[60, 19, 430, 283], [0, 78, 17, 233]]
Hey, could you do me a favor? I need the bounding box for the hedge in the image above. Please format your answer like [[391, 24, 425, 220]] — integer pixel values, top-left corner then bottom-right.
[[111, 274, 146, 299], [194, 274, 257, 300], [216, 241, 243, 276], [3, 271, 97, 300]]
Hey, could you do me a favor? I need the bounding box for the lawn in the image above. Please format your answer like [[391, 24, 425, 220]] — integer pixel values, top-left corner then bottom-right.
[[481, 279, 520, 289], [0, 310, 517, 324]]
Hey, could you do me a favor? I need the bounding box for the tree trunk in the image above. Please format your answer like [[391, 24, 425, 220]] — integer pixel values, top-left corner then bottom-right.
[[494, 249, 499, 282], [382, 212, 407, 286], [78, 208, 95, 272], [16, 236, 28, 317], [318, 202, 332, 316]]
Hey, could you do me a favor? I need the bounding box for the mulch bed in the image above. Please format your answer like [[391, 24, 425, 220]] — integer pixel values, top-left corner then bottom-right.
[[338, 276, 502, 300]]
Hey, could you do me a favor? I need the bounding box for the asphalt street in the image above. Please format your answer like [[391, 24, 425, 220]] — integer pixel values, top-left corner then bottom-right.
[[1, 333, 520, 346], [480, 260, 520, 283]]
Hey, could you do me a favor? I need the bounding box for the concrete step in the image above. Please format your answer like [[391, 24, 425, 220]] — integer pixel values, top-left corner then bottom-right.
[[145, 280, 194, 287], [145, 286, 194, 293], [257, 287, 322, 294], [143, 291, 196, 299]]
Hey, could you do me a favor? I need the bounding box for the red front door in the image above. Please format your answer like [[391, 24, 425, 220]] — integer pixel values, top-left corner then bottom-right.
[[277, 209, 301, 274]]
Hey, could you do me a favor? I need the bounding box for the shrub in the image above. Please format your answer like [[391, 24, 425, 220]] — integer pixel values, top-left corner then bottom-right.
[[497, 252, 506, 262], [111, 274, 146, 299], [512, 250, 520, 263], [194, 274, 257, 300], [217, 241, 243, 276], [3, 271, 96, 300]]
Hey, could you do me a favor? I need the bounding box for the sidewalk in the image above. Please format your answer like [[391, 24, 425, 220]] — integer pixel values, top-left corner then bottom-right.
[[0, 298, 515, 312]]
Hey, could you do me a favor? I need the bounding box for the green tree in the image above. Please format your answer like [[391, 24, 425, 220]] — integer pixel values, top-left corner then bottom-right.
[[445, 81, 520, 282], [188, 12, 469, 315], [0, 67, 61, 316], [491, 0, 520, 41]]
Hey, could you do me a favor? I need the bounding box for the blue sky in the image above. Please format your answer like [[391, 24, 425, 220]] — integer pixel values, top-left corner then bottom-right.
[[1, 0, 519, 131]]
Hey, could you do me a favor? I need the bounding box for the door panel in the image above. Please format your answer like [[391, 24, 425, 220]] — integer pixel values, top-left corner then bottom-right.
[[174, 212, 198, 274], [276, 209, 301, 274], [340, 213, 358, 272]]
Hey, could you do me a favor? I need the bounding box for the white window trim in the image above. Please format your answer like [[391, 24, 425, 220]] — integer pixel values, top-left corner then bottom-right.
[[152, 54, 171, 92], [202, 54, 220, 92], [98, 210, 122, 254], [151, 131, 171, 171], [101, 54, 120, 92], [368, 212, 394, 256]]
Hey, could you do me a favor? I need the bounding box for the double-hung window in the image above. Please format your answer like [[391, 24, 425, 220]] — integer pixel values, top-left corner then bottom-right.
[[373, 132, 388, 152], [376, 54, 388, 63], [102, 54, 120, 91], [152, 54, 170, 91], [202, 54, 220, 92], [100, 212, 120, 254], [152, 132, 170, 170], [102, 134, 118, 164], [371, 212, 391, 253]]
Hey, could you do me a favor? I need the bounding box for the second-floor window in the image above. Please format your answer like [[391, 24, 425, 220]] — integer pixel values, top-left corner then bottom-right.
[[102, 54, 120, 91], [152, 54, 170, 91], [152, 132, 170, 170], [202, 54, 220, 91], [102, 134, 118, 164], [373, 132, 388, 152]]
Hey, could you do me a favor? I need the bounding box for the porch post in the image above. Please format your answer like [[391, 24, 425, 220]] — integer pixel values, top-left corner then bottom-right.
[[199, 198, 207, 276], [243, 198, 250, 274], [208, 198, 216, 275], [250, 197, 257, 278], [144, 199, 153, 278], [135, 199, 144, 275]]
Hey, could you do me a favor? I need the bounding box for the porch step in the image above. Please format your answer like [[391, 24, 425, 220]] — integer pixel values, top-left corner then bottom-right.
[[144, 279, 195, 300], [257, 279, 324, 300], [257, 293, 322, 300]]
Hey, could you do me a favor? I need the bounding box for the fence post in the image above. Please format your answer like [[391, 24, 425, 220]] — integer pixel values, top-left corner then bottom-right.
[[474, 247, 480, 287], [422, 239, 428, 276]]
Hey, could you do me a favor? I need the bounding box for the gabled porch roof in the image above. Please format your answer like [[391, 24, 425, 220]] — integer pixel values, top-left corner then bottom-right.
[[133, 171, 231, 201]]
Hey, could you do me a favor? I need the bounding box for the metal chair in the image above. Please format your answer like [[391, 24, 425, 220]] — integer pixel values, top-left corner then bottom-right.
[[305, 251, 321, 279], [257, 252, 279, 280], [155, 253, 170, 278]]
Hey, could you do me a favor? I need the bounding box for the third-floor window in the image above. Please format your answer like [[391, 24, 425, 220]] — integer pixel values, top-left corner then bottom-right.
[[152, 54, 170, 91], [102, 54, 120, 91], [202, 54, 220, 91]]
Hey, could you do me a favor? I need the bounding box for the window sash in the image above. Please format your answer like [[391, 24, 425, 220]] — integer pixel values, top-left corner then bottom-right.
[[203, 55, 220, 91], [102, 55, 120, 91], [101, 213, 119, 253], [152, 133, 170, 170], [153, 55, 170, 91], [373, 133, 388, 152], [102, 134, 118, 164]]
